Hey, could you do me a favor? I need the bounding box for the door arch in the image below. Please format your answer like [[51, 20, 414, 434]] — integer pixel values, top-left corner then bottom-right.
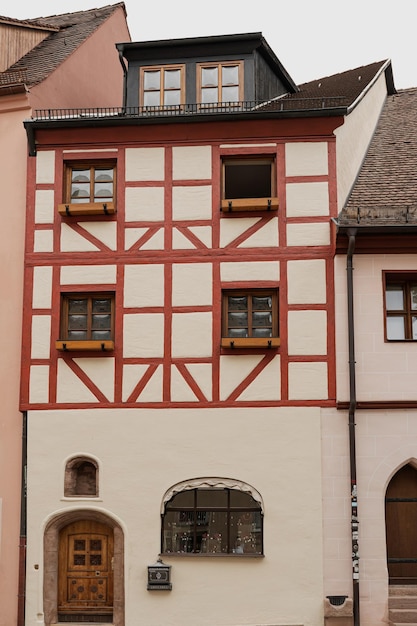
[[386, 463, 417, 584], [44, 511, 124, 626]]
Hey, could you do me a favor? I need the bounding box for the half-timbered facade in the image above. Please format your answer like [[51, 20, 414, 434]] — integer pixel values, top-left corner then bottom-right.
[[22, 34, 395, 626]]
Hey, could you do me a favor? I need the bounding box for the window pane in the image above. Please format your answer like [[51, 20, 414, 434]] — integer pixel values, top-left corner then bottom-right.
[[222, 66, 239, 85], [94, 182, 113, 199], [224, 162, 272, 199], [68, 330, 88, 340], [413, 316, 417, 339], [144, 70, 160, 90], [92, 299, 111, 313], [228, 312, 248, 327], [68, 299, 88, 314], [203, 511, 228, 553], [222, 85, 239, 102], [230, 511, 262, 554], [252, 312, 272, 327], [92, 314, 111, 330], [228, 328, 248, 338], [71, 183, 90, 200], [143, 91, 160, 107], [68, 315, 87, 330], [201, 67, 218, 87], [196, 489, 227, 508], [387, 316, 406, 340], [411, 286, 417, 310], [252, 327, 273, 338], [252, 296, 272, 310], [92, 330, 111, 340], [164, 90, 181, 106], [164, 69, 181, 89], [72, 169, 90, 182], [94, 169, 113, 182], [228, 296, 247, 310], [386, 285, 404, 310], [230, 491, 258, 507], [201, 87, 218, 103], [167, 490, 194, 508]]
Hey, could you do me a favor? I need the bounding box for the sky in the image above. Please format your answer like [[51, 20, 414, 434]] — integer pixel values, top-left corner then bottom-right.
[[3, 0, 416, 89]]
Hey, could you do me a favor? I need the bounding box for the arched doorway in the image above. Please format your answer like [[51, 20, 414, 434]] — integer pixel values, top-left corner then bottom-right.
[[44, 511, 124, 626], [386, 464, 417, 584], [58, 520, 113, 622]]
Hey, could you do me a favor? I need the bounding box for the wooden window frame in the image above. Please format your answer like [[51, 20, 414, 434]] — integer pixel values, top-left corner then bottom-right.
[[58, 161, 116, 216], [221, 289, 279, 348], [221, 156, 278, 212], [56, 293, 115, 351], [161, 487, 263, 556], [384, 272, 417, 341], [139, 64, 185, 109], [197, 61, 244, 106]]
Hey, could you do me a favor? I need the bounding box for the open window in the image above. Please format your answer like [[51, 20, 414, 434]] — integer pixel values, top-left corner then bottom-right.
[[58, 162, 116, 216], [56, 293, 115, 351], [221, 157, 278, 212], [221, 289, 279, 348], [385, 273, 417, 340], [161, 483, 263, 555]]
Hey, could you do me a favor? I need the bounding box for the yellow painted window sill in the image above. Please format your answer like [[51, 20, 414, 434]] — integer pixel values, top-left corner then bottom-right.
[[221, 337, 280, 348], [58, 202, 115, 216], [56, 340, 114, 351], [221, 197, 278, 212]]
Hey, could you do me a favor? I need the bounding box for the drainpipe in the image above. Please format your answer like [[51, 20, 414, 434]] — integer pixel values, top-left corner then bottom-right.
[[17, 411, 27, 626], [346, 230, 360, 626], [118, 47, 128, 113]]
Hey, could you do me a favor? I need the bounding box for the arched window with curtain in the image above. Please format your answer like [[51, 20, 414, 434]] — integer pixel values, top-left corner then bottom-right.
[[161, 478, 263, 555]]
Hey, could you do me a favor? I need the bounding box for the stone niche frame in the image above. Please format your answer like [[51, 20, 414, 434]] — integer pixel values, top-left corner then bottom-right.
[[43, 509, 124, 626]]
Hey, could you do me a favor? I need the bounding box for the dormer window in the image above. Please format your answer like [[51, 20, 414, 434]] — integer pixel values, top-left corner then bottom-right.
[[140, 65, 185, 108], [197, 61, 243, 105]]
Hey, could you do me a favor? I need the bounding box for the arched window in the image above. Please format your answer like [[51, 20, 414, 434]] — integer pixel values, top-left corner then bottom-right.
[[64, 457, 98, 497], [161, 478, 263, 555]]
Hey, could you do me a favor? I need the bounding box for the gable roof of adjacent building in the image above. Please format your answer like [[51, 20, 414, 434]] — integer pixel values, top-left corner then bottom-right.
[[0, 3, 126, 89]]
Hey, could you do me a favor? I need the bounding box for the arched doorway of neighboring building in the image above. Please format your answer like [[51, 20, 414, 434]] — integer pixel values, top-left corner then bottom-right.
[[44, 511, 124, 626], [386, 463, 417, 584]]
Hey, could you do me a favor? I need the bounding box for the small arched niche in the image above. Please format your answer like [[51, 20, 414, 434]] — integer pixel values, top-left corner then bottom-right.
[[64, 456, 99, 497]]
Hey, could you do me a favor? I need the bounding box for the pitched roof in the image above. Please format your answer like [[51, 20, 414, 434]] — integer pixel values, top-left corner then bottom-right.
[[340, 87, 417, 225], [4, 3, 125, 87]]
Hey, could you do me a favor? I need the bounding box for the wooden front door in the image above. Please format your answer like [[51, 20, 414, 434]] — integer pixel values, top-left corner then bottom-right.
[[386, 464, 417, 584], [58, 520, 113, 622]]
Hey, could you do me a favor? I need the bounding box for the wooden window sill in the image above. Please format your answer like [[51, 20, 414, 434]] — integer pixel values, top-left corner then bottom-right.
[[221, 337, 280, 349], [221, 197, 278, 212], [56, 340, 114, 351], [58, 202, 115, 216]]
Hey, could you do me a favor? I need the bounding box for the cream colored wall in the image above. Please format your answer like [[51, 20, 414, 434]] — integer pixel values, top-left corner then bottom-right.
[[335, 253, 417, 402], [335, 72, 387, 211], [0, 96, 28, 626], [25, 406, 324, 626]]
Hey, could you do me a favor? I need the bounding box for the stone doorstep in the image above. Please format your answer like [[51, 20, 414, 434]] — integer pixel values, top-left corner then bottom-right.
[[390, 586, 417, 597], [390, 596, 417, 608], [389, 608, 417, 622]]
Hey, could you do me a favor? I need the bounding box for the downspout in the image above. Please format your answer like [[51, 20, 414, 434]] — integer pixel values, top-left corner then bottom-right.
[[118, 47, 128, 113], [17, 411, 27, 626], [346, 230, 360, 626]]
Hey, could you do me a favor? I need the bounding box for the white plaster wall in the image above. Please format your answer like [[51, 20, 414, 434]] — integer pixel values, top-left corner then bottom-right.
[[286, 222, 330, 247], [32, 266, 53, 309], [34, 230, 54, 253], [335, 253, 417, 401], [288, 362, 328, 400], [335, 72, 387, 211], [287, 259, 327, 304], [125, 187, 165, 222], [172, 186, 212, 220], [172, 146, 212, 180], [220, 261, 279, 282], [125, 147, 164, 181], [35, 150, 55, 184], [171, 312, 212, 357], [288, 310, 327, 355], [285, 142, 328, 176], [34, 189, 54, 224], [286, 182, 329, 217], [124, 264, 164, 308], [60, 265, 117, 285], [172, 263, 212, 306], [31, 316, 51, 359], [25, 405, 324, 626], [123, 313, 164, 358]]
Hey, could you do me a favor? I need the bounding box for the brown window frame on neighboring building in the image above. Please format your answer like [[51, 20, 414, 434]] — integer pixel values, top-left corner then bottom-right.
[[56, 293, 115, 351], [58, 161, 116, 216], [221, 289, 280, 348], [221, 156, 279, 212], [385, 272, 417, 341]]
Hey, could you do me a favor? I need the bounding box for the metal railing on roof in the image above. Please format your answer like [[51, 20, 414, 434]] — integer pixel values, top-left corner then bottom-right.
[[33, 97, 349, 121]]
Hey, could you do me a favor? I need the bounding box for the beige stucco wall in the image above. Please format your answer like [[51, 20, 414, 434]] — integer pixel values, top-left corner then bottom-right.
[[0, 95, 28, 626], [25, 406, 324, 626]]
